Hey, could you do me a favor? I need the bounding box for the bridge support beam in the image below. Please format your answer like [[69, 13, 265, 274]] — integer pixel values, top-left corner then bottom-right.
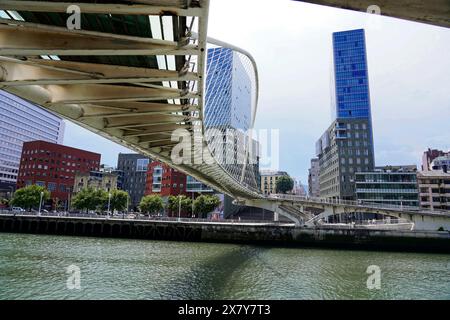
[[243, 199, 309, 226]]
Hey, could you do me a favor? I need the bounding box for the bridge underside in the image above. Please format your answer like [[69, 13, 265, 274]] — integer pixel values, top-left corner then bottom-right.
[[300, 0, 450, 28], [0, 0, 262, 200]]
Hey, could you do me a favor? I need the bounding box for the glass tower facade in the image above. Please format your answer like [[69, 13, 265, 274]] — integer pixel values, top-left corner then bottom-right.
[[205, 47, 251, 131], [332, 29, 372, 121], [204, 47, 259, 190], [0, 90, 65, 196]]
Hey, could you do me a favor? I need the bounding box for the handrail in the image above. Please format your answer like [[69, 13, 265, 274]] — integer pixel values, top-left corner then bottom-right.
[[0, 211, 292, 225], [268, 194, 450, 215]]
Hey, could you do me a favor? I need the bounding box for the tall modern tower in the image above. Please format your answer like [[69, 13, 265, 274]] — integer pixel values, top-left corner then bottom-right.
[[204, 47, 259, 190], [205, 47, 251, 131], [332, 29, 372, 121], [316, 29, 375, 200], [0, 90, 65, 197]]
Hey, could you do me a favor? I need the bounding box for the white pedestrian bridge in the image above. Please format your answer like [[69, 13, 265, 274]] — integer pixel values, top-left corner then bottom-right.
[[0, 0, 449, 231]]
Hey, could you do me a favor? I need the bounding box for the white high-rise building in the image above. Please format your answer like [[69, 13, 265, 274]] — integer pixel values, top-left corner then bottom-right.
[[0, 90, 65, 195]]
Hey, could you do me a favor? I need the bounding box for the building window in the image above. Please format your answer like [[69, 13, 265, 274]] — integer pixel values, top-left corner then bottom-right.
[[47, 182, 57, 192], [136, 159, 149, 171]]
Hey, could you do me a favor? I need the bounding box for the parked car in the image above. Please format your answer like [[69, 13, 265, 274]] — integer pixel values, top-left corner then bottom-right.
[[11, 207, 25, 213]]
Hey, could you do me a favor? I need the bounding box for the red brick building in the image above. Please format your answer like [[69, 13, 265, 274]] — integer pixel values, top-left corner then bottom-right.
[[145, 161, 187, 197], [17, 140, 101, 206]]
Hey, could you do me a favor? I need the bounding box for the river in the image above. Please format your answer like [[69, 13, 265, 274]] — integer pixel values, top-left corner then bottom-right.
[[0, 232, 449, 299]]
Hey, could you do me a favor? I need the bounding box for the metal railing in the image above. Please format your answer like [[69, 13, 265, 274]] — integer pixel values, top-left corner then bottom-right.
[[268, 194, 450, 215], [0, 210, 291, 226]]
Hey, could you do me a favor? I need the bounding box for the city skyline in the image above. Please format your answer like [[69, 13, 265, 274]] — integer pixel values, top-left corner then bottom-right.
[[62, 0, 450, 185]]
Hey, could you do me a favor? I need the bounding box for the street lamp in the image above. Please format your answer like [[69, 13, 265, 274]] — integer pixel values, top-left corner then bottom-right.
[[38, 191, 44, 216], [191, 192, 194, 219], [107, 192, 111, 218], [178, 195, 181, 221]]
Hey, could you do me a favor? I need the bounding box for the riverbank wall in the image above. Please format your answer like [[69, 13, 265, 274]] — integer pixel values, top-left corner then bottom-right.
[[0, 215, 448, 253]]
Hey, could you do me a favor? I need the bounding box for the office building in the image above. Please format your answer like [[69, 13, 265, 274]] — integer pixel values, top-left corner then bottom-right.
[[316, 29, 375, 200], [418, 171, 450, 210], [204, 47, 260, 190], [316, 119, 374, 199], [116, 153, 151, 210], [260, 170, 289, 195], [73, 171, 118, 193], [0, 90, 65, 198], [186, 176, 214, 194], [16, 140, 100, 206], [308, 158, 320, 197], [355, 165, 419, 207], [205, 47, 251, 131]]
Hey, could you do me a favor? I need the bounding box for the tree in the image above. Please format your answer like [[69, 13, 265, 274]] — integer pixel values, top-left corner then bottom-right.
[[71, 187, 107, 213], [11, 185, 50, 211], [139, 195, 164, 215], [166, 195, 192, 217], [194, 194, 221, 218], [275, 176, 294, 194], [109, 190, 129, 212]]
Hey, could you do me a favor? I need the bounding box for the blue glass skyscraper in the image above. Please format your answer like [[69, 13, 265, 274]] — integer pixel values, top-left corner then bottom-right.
[[205, 47, 251, 131], [316, 29, 375, 200], [204, 47, 259, 190], [332, 29, 372, 121]]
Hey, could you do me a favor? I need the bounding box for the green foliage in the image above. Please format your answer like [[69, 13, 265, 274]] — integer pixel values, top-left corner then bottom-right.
[[275, 176, 294, 194], [194, 195, 221, 218], [109, 190, 129, 212], [11, 185, 50, 211], [0, 198, 9, 206], [71, 187, 108, 212], [167, 195, 192, 216], [139, 195, 164, 215]]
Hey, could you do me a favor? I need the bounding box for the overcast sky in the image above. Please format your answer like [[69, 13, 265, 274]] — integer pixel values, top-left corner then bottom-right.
[[64, 0, 450, 186]]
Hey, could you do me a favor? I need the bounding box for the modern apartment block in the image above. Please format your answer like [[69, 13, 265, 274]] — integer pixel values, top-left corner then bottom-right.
[[260, 170, 289, 195], [145, 160, 214, 197], [421, 148, 449, 171], [116, 153, 150, 210], [16, 140, 100, 206], [0, 90, 65, 197], [308, 158, 320, 197], [316, 29, 375, 200], [145, 161, 187, 197], [417, 171, 450, 211], [73, 171, 118, 193], [355, 165, 419, 207]]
